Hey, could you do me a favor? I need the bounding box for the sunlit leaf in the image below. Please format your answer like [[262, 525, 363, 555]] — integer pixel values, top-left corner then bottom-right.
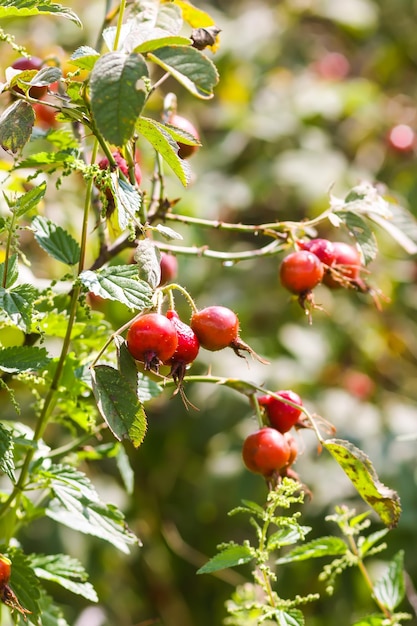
[[276, 536, 347, 564], [373, 551, 405, 612], [0, 346, 50, 373], [79, 265, 153, 310], [32, 216, 80, 265], [0, 0, 81, 26], [197, 544, 253, 574], [133, 238, 161, 289], [0, 101, 34, 154], [32, 553, 98, 602]]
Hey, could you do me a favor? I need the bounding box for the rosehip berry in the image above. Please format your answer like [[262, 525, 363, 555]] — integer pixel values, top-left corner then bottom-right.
[[98, 152, 142, 187], [126, 313, 178, 371], [322, 241, 362, 288], [159, 253, 178, 286], [11, 56, 47, 99], [0, 555, 11, 587], [258, 390, 303, 433], [284, 433, 298, 467], [242, 427, 291, 476], [164, 310, 200, 382], [33, 100, 58, 129], [191, 306, 238, 351], [280, 250, 324, 294], [299, 238, 335, 266], [168, 114, 200, 159]]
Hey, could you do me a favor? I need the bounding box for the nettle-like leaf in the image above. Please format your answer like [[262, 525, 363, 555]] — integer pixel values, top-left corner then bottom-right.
[[274, 609, 305, 626], [0, 0, 81, 26], [0, 254, 19, 288], [0, 346, 51, 373], [0, 422, 15, 482], [276, 536, 347, 565], [373, 551, 405, 612], [113, 178, 143, 232], [369, 201, 417, 255], [41, 464, 139, 553], [36, 590, 70, 626], [0, 284, 36, 332], [79, 265, 153, 310], [0, 101, 35, 154], [336, 211, 378, 265], [197, 544, 253, 575], [69, 46, 100, 71], [358, 528, 389, 558], [323, 439, 401, 528], [31, 553, 98, 602], [267, 525, 312, 551], [32, 216, 80, 265], [91, 364, 147, 448], [352, 615, 386, 626], [148, 45, 219, 98], [13, 182, 47, 218], [90, 52, 149, 147], [136, 116, 192, 186], [5, 546, 42, 619], [133, 238, 161, 289]]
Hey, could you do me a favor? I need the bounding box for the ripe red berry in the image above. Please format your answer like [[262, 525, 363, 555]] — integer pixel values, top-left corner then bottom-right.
[[242, 427, 291, 476], [299, 238, 335, 266], [0, 555, 11, 587], [322, 241, 362, 288], [168, 114, 200, 159], [11, 56, 47, 99], [284, 433, 298, 467], [33, 100, 58, 129], [164, 310, 200, 382], [126, 313, 178, 371], [159, 252, 178, 286], [280, 250, 324, 294], [98, 152, 142, 187], [191, 306, 239, 351], [258, 390, 303, 433]]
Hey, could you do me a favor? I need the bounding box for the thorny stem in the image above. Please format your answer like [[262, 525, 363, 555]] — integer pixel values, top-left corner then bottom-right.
[[161, 283, 198, 314]]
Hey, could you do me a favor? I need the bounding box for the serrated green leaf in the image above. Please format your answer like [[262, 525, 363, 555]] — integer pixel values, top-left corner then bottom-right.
[[16, 150, 76, 169], [0, 422, 15, 482], [41, 464, 139, 553], [0, 254, 18, 288], [368, 202, 417, 255], [197, 544, 253, 574], [275, 609, 305, 626], [5, 546, 41, 618], [352, 615, 385, 626], [28, 66, 62, 87], [324, 439, 401, 528], [31, 216, 80, 265], [90, 52, 149, 147], [267, 525, 312, 550], [0, 0, 81, 26], [116, 338, 139, 393], [32, 553, 98, 602], [79, 265, 153, 310], [134, 35, 192, 53], [91, 364, 147, 447], [13, 182, 47, 218], [373, 551, 405, 612], [69, 46, 100, 70], [36, 590, 70, 626], [0, 101, 35, 154], [336, 211, 378, 265], [137, 371, 163, 403], [136, 116, 191, 186], [115, 178, 143, 231], [0, 345, 50, 373], [358, 528, 389, 558], [133, 238, 161, 288], [276, 536, 347, 564], [0, 284, 36, 332], [148, 45, 219, 99]]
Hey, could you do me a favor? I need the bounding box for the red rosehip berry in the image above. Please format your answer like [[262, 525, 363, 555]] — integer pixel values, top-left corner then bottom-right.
[[242, 427, 291, 476], [280, 250, 324, 294], [0, 555, 11, 587], [284, 433, 298, 467], [126, 313, 178, 372], [11, 56, 47, 99], [258, 390, 303, 433], [191, 305, 239, 351], [159, 253, 178, 286], [322, 241, 362, 289], [164, 310, 200, 383], [168, 114, 200, 159], [299, 238, 336, 267]]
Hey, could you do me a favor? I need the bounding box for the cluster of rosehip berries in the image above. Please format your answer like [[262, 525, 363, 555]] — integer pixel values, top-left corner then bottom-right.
[[279, 238, 366, 312], [242, 390, 302, 481], [126, 304, 254, 384]]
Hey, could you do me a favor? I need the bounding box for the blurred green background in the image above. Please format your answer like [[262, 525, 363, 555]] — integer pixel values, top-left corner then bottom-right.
[[1, 0, 417, 624]]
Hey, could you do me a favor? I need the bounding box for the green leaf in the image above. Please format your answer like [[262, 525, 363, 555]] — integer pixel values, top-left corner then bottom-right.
[[197, 544, 253, 574], [352, 615, 386, 626], [373, 551, 405, 612], [13, 182, 47, 218], [91, 364, 147, 448], [16, 150, 77, 169], [323, 438, 401, 528], [116, 338, 139, 393], [136, 116, 192, 186], [32, 553, 98, 602], [274, 609, 305, 626], [31, 216, 80, 265], [0, 422, 15, 482], [28, 65, 62, 88], [6, 546, 41, 619], [153, 223, 183, 240], [336, 211, 378, 265], [276, 536, 347, 564], [137, 371, 163, 403], [134, 35, 192, 53], [69, 46, 100, 71], [36, 591, 70, 626], [90, 52, 149, 147], [0, 254, 19, 288], [0, 0, 81, 26], [148, 45, 219, 99], [79, 265, 153, 310], [114, 178, 143, 231], [115, 444, 135, 495], [368, 201, 417, 255], [0, 346, 51, 373], [0, 284, 36, 332], [42, 464, 139, 553], [358, 528, 389, 558], [0, 101, 35, 154], [267, 525, 312, 550], [126, 0, 183, 36], [133, 238, 161, 289]]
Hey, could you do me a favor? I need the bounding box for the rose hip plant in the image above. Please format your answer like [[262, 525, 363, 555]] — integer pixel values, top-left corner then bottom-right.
[[0, 1, 417, 625]]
